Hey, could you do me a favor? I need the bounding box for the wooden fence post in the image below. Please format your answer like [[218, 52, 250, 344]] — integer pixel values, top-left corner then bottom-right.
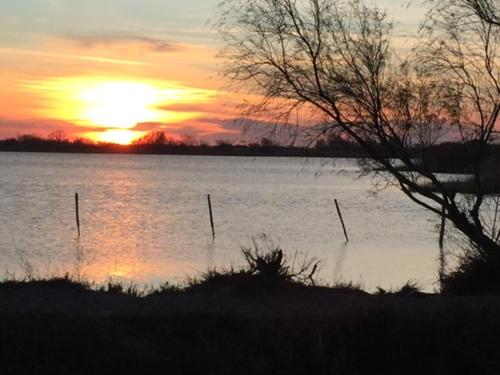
[[75, 193, 80, 237], [335, 199, 349, 243], [207, 194, 215, 240]]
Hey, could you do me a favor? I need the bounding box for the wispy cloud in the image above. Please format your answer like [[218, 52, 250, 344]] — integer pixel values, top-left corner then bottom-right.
[[0, 46, 150, 66], [0, 116, 100, 138], [64, 35, 182, 53], [132, 119, 240, 140], [130, 116, 298, 144]]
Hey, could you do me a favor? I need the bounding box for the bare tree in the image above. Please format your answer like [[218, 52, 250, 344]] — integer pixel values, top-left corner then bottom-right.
[[215, 0, 500, 256], [47, 130, 68, 143], [422, 0, 500, 249], [428, 0, 500, 27]]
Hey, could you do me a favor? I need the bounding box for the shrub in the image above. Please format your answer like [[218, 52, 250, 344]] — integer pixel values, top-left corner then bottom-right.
[[441, 244, 500, 295], [241, 245, 320, 285], [186, 245, 321, 292]]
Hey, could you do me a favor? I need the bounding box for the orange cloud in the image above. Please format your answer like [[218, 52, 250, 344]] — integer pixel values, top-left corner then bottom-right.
[[0, 117, 95, 139], [0, 29, 251, 143]]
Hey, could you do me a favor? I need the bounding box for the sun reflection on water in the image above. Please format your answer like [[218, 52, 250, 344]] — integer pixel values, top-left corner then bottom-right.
[[0, 155, 441, 291]]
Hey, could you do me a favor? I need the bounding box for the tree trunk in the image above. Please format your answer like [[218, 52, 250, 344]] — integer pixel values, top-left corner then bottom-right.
[[448, 208, 500, 254]]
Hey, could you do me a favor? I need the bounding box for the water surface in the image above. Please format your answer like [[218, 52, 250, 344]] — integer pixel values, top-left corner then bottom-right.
[[0, 152, 442, 290]]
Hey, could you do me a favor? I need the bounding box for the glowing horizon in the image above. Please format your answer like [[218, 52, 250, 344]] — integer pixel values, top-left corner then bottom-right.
[[0, 0, 426, 144], [18, 76, 217, 144]]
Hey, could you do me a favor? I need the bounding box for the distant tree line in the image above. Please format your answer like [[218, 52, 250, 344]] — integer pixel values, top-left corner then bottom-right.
[[1, 130, 500, 173], [0, 130, 369, 158]]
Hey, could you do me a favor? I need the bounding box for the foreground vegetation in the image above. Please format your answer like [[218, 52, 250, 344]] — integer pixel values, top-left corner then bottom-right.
[[1, 247, 500, 374]]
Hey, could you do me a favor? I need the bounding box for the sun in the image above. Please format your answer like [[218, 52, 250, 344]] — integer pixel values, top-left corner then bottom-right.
[[79, 81, 162, 129], [91, 129, 143, 145], [24, 76, 217, 145]]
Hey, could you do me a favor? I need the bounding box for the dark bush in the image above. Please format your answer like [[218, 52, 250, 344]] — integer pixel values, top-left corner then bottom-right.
[[442, 244, 500, 295], [241, 245, 320, 284]]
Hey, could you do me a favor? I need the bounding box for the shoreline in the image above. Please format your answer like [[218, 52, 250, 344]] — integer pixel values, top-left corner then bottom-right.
[[0, 149, 362, 159], [0, 148, 367, 159]]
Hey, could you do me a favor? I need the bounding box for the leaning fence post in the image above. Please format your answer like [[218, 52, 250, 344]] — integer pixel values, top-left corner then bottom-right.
[[207, 194, 215, 240], [75, 193, 81, 237], [335, 199, 349, 243], [439, 205, 446, 250], [439, 204, 446, 283]]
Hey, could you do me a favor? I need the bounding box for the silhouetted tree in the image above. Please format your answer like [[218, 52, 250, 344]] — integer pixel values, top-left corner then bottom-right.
[[215, 139, 234, 151], [47, 130, 68, 143], [17, 134, 44, 145], [132, 130, 181, 147], [180, 134, 198, 147], [428, 0, 500, 27], [216, 0, 500, 258]]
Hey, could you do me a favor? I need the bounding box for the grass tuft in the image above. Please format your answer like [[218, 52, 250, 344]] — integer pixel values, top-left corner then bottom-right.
[[376, 280, 426, 297]]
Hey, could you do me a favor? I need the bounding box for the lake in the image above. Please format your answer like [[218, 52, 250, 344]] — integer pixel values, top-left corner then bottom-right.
[[0, 152, 442, 290]]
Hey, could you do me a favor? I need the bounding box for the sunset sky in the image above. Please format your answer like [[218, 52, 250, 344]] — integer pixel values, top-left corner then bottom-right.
[[0, 0, 425, 144]]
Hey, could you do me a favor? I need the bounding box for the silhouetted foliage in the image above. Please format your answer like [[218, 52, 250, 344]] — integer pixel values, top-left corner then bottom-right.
[[185, 246, 320, 293], [0, 132, 367, 157], [441, 243, 500, 295], [1, 266, 500, 374], [242, 246, 320, 285], [216, 0, 500, 293]]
